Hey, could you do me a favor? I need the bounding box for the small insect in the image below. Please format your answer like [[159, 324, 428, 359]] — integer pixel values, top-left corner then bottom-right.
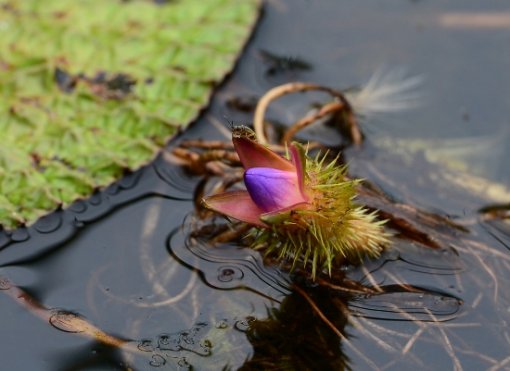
[[231, 125, 257, 141]]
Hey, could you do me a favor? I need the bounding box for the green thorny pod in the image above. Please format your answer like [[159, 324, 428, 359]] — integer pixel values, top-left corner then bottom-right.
[[203, 127, 391, 278]]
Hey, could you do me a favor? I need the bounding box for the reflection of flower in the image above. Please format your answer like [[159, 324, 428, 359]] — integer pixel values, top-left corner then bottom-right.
[[203, 127, 390, 277]]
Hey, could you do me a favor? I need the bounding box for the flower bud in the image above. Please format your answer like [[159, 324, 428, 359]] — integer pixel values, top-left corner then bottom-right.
[[244, 167, 308, 212]]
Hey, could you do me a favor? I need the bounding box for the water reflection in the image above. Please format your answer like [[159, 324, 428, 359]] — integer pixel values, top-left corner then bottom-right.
[[165, 213, 468, 369], [0, 123, 505, 370], [167, 216, 291, 301], [240, 281, 350, 370], [349, 286, 462, 322]]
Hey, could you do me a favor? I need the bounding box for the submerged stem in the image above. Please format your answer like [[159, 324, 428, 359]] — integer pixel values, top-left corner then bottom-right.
[[0, 274, 144, 355]]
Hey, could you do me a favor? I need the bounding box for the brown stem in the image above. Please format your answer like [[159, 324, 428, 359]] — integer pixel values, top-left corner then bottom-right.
[[179, 139, 234, 150], [345, 109, 363, 145], [253, 82, 362, 146], [211, 223, 252, 244], [282, 101, 345, 144], [0, 275, 131, 350], [293, 283, 345, 339]]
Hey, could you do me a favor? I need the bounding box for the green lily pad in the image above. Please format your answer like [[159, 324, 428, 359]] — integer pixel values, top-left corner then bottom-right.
[[0, 0, 260, 228]]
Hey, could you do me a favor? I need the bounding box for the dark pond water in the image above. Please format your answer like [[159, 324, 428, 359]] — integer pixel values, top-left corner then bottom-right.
[[1, 0, 509, 370]]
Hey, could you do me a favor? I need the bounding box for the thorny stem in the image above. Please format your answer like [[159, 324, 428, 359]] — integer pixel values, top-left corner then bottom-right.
[[253, 82, 362, 146]]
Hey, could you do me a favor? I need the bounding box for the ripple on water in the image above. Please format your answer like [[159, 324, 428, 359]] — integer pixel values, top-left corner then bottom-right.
[[149, 354, 166, 367], [153, 155, 198, 200], [217, 265, 244, 282], [157, 323, 211, 356], [398, 245, 465, 275], [131, 323, 221, 369], [349, 286, 463, 322], [167, 217, 291, 299]]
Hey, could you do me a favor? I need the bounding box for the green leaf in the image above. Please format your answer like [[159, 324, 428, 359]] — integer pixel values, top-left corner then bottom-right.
[[0, 0, 260, 228]]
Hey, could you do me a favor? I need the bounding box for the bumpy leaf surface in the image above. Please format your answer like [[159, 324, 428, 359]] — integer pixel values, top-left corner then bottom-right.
[[0, 0, 260, 228]]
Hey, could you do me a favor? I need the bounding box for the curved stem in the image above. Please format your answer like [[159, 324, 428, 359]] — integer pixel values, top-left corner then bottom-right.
[[253, 82, 362, 146], [282, 101, 345, 144]]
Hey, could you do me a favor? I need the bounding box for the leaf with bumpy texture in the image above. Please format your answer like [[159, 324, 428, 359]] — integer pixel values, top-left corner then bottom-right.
[[0, 0, 260, 228]]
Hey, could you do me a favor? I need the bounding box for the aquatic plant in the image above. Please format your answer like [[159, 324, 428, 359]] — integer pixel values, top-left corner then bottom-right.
[[203, 127, 390, 277], [0, 0, 260, 229]]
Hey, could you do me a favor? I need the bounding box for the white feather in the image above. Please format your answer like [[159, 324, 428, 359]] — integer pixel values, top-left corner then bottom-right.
[[346, 69, 423, 117]]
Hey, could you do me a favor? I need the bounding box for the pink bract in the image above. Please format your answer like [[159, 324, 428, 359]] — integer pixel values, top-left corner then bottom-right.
[[203, 136, 309, 226]]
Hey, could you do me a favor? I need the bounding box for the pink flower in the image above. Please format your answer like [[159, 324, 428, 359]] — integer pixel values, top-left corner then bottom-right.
[[203, 135, 309, 227]]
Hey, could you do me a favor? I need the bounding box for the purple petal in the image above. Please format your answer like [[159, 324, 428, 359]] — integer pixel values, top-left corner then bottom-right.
[[202, 191, 266, 226], [244, 167, 307, 212]]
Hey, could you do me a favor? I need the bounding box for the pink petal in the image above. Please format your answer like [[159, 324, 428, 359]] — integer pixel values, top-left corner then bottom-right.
[[289, 144, 307, 199], [233, 137, 295, 171], [202, 191, 266, 227], [244, 167, 307, 212]]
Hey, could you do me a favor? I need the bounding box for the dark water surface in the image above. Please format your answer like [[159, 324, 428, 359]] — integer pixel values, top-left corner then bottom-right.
[[1, 1, 510, 370]]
